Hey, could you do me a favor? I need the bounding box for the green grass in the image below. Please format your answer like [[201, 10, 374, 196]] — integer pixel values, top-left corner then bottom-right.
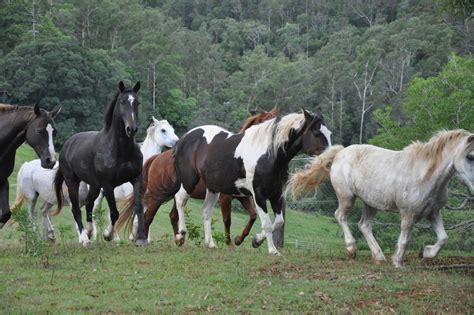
[[1, 146, 472, 313]]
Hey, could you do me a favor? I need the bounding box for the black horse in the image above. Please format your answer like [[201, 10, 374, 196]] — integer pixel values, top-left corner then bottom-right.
[[54, 81, 148, 246], [0, 103, 60, 227]]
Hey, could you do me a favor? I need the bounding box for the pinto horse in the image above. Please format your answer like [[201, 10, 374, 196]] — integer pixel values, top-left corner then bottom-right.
[[0, 103, 60, 228], [115, 108, 280, 245], [54, 81, 148, 246], [174, 110, 331, 255], [287, 129, 474, 267]]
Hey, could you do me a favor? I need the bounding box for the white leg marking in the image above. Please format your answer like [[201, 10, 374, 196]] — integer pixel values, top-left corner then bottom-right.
[[202, 190, 220, 248], [254, 200, 279, 255], [272, 213, 284, 231], [392, 215, 414, 267], [175, 185, 190, 241], [79, 229, 91, 247]]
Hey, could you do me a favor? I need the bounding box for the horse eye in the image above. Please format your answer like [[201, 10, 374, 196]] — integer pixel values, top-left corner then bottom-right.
[[467, 154, 474, 161], [161, 129, 166, 133], [36, 128, 45, 135]]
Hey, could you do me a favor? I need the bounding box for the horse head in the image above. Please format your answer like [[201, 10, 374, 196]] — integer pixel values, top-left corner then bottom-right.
[[117, 81, 140, 138], [26, 104, 60, 169], [149, 117, 179, 148], [301, 109, 332, 156], [454, 133, 474, 195]]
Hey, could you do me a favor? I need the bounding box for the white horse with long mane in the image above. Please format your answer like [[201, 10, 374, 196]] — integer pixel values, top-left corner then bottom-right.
[[13, 117, 178, 241], [287, 129, 474, 267]]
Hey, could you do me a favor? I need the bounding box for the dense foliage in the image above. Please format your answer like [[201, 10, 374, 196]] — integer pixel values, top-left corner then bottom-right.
[[0, 0, 472, 144]]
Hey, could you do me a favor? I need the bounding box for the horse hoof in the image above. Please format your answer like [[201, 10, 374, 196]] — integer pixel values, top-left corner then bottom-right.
[[47, 236, 56, 244], [373, 259, 384, 265], [82, 241, 91, 248], [346, 249, 357, 259], [270, 250, 281, 256], [103, 233, 113, 242], [234, 236, 243, 246], [175, 237, 185, 247], [135, 239, 149, 246], [252, 237, 264, 248]]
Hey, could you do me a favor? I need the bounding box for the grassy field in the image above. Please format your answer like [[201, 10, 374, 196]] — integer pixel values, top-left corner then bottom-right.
[[0, 146, 472, 313]]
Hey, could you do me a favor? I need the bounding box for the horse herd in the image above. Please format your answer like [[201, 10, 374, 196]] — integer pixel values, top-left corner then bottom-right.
[[1, 81, 473, 267]]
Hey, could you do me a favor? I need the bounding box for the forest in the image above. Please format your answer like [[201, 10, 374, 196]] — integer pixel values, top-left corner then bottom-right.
[[0, 0, 472, 146]]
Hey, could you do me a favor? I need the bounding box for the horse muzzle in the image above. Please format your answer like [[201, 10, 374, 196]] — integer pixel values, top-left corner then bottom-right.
[[41, 157, 56, 169], [125, 125, 138, 138]]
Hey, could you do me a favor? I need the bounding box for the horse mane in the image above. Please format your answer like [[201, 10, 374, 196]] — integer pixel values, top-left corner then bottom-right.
[[405, 129, 471, 180], [0, 103, 36, 120], [239, 107, 279, 133], [103, 92, 120, 130], [244, 112, 306, 156]]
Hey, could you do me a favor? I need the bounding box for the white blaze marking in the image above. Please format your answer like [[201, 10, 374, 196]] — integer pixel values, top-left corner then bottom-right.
[[320, 125, 332, 147], [128, 95, 135, 121], [46, 124, 56, 161]]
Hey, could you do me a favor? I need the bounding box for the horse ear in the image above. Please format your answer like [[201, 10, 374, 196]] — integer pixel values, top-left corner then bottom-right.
[[316, 107, 323, 119], [302, 108, 313, 121], [249, 108, 258, 115], [118, 81, 126, 92], [50, 106, 61, 118], [133, 81, 141, 93], [34, 103, 41, 117], [152, 116, 160, 125], [468, 135, 474, 143]]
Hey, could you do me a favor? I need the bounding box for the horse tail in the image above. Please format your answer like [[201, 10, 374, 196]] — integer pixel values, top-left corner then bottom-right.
[[11, 163, 26, 213], [286, 145, 344, 198], [52, 168, 64, 216], [115, 154, 156, 234]]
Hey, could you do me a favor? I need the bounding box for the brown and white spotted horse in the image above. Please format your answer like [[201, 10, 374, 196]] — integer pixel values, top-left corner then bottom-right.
[[174, 110, 332, 255], [0, 103, 60, 228]]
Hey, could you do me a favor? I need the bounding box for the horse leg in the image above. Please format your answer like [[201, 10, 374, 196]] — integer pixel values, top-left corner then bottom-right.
[[233, 196, 256, 246], [219, 195, 233, 247], [421, 210, 448, 259], [270, 196, 285, 249], [174, 185, 191, 244], [358, 203, 385, 263], [84, 185, 101, 241], [65, 177, 89, 246], [26, 193, 39, 233], [91, 189, 104, 241], [0, 179, 11, 228], [169, 199, 180, 241], [252, 192, 280, 256], [131, 207, 151, 242], [202, 190, 219, 248], [40, 202, 55, 242], [334, 195, 356, 258], [101, 187, 120, 242], [392, 212, 415, 267], [131, 175, 148, 246]]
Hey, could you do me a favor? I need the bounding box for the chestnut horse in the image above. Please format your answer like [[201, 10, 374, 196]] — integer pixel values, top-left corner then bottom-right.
[[116, 108, 280, 245]]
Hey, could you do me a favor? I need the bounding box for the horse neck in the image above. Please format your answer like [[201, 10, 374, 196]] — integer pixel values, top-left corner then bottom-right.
[[104, 108, 136, 152], [274, 130, 303, 165], [141, 134, 162, 163], [0, 112, 34, 158]]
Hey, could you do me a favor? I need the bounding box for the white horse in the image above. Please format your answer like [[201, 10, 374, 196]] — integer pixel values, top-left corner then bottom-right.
[[13, 117, 178, 242], [287, 129, 474, 267], [13, 160, 89, 241]]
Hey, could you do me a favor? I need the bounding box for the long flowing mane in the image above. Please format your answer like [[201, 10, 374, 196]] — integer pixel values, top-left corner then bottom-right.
[[243, 112, 306, 156], [404, 129, 471, 180]]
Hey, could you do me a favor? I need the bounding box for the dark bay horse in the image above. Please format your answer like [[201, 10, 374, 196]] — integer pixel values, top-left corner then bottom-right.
[[54, 81, 148, 246], [115, 109, 280, 245], [0, 103, 60, 227], [174, 110, 331, 255]]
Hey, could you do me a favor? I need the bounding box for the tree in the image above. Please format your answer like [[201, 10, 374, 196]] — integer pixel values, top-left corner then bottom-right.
[[370, 55, 474, 149]]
